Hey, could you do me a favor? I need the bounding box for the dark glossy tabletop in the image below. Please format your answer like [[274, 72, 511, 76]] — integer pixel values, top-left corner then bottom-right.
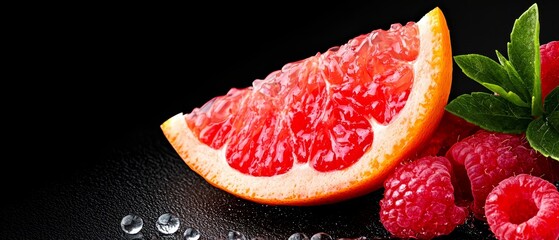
[[2, 1, 557, 239]]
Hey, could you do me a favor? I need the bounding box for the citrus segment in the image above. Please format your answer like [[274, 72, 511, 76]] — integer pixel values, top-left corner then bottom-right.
[[186, 23, 417, 175], [161, 7, 452, 205]]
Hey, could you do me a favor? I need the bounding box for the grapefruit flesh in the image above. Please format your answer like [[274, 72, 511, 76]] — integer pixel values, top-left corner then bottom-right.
[[161, 7, 452, 206]]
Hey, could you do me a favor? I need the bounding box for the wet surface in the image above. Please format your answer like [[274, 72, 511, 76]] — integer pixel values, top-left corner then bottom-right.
[[0, 126, 496, 239], [2, 1, 557, 239]]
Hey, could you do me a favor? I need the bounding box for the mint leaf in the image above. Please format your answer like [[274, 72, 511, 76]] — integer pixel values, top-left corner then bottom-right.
[[526, 116, 559, 160], [454, 54, 508, 86], [544, 87, 559, 132], [544, 86, 558, 114], [445, 92, 532, 133], [549, 111, 559, 132], [495, 50, 531, 103], [454, 54, 529, 107], [508, 3, 542, 116], [480, 83, 529, 107], [449, 4, 554, 160]]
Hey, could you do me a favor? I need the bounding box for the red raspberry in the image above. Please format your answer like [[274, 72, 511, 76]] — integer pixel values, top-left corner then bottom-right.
[[485, 174, 559, 240], [379, 156, 468, 239], [409, 111, 480, 203], [445, 130, 559, 220], [540, 40, 558, 100]]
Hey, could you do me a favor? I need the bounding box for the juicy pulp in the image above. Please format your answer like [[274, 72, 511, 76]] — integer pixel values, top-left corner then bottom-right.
[[185, 23, 419, 176]]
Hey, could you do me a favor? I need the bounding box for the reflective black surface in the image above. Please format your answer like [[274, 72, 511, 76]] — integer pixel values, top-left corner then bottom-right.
[[2, 1, 557, 239]]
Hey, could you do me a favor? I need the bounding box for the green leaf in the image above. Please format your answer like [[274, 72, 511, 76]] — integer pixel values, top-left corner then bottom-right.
[[544, 86, 559, 114], [480, 82, 529, 107], [545, 87, 559, 130], [508, 3, 542, 116], [548, 111, 559, 132], [495, 50, 531, 103], [454, 54, 509, 88], [454, 54, 529, 107], [526, 116, 559, 161], [445, 92, 532, 133]]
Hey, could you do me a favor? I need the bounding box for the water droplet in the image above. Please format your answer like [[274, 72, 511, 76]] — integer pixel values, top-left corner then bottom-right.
[[156, 213, 180, 234], [310, 232, 333, 240], [183, 227, 201, 240], [251, 237, 266, 240], [120, 214, 144, 235], [288, 232, 309, 240], [227, 230, 247, 240]]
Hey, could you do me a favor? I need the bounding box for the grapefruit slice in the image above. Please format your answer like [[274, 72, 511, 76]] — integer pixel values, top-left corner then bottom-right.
[[161, 7, 452, 206]]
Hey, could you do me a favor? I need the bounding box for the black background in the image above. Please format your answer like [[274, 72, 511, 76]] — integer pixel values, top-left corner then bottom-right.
[[2, 1, 558, 239]]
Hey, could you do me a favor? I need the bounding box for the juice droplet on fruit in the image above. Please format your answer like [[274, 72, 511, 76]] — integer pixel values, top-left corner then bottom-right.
[[120, 214, 143, 235], [227, 230, 247, 240], [155, 213, 180, 234], [288, 232, 309, 240], [310, 232, 333, 240], [183, 227, 201, 240]]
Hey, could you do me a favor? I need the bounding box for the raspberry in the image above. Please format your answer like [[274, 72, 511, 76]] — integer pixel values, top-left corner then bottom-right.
[[485, 174, 559, 240], [445, 130, 559, 220], [540, 40, 559, 100], [379, 156, 468, 239], [412, 111, 479, 203]]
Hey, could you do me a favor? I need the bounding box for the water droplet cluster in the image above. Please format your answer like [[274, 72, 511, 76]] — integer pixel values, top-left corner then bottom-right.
[[120, 214, 366, 239]]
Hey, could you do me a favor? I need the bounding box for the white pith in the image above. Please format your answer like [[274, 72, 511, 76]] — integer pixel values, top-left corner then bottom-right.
[[161, 8, 450, 205]]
